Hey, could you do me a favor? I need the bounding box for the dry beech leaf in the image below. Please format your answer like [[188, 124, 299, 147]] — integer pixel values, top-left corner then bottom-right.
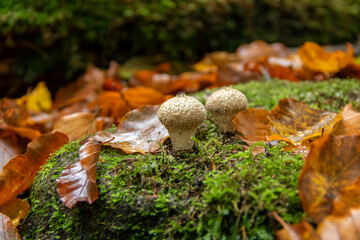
[[0, 130, 23, 171], [233, 108, 269, 142], [276, 220, 318, 240], [122, 86, 169, 109], [0, 213, 21, 240], [317, 207, 360, 240], [94, 105, 169, 154], [298, 42, 354, 74], [299, 134, 360, 223], [57, 135, 113, 208], [335, 63, 360, 79], [331, 178, 360, 217], [0, 131, 68, 205], [16, 82, 52, 112], [53, 112, 97, 142], [268, 98, 342, 146], [333, 104, 360, 136], [0, 198, 30, 226], [236, 40, 289, 62], [98, 91, 130, 120], [53, 65, 104, 110]]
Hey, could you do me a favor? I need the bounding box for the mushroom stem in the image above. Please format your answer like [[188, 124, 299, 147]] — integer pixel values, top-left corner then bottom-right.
[[212, 114, 236, 133], [168, 128, 197, 151]]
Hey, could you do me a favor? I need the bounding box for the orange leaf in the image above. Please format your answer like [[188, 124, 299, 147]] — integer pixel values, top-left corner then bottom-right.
[[97, 91, 130, 120], [236, 40, 289, 62], [268, 98, 342, 146], [94, 105, 169, 154], [53, 112, 97, 142], [317, 207, 360, 240], [0, 130, 24, 171], [331, 178, 360, 217], [298, 42, 354, 74], [335, 63, 360, 79], [122, 86, 168, 109], [0, 131, 68, 205], [0, 198, 30, 226], [276, 221, 318, 240], [233, 108, 269, 142], [0, 213, 21, 240], [333, 104, 360, 136], [299, 134, 360, 223], [56, 135, 112, 208]]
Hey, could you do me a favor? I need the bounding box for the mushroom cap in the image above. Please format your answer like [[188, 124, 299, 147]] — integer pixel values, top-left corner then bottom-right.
[[158, 94, 206, 130], [205, 87, 247, 114]]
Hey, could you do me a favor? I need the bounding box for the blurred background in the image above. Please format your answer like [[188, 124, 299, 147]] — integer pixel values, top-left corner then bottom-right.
[[1, 0, 360, 97]]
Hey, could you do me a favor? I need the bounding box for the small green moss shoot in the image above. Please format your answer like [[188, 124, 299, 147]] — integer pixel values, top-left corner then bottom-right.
[[20, 78, 360, 239]]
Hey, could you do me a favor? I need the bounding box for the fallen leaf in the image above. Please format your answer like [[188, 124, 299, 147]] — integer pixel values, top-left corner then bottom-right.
[[53, 112, 97, 142], [97, 91, 130, 120], [331, 178, 360, 217], [122, 86, 169, 109], [94, 105, 169, 154], [0, 198, 30, 226], [276, 219, 318, 240], [0, 131, 68, 205], [333, 104, 360, 136], [0, 130, 23, 172], [235, 40, 289, 62], [298, 42, 354, 74], [299, 134, 360, 223], [267, 98, 342, 146], [233, 108, 270, 142], [16, 82, 52, 112], [335, 63, 360, 79], [317, 207, 360, 240], [0, 213, 21, 240], [56, 135, 112, 208]]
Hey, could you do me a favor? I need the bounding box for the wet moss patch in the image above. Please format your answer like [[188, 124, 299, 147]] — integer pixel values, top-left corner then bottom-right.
[[20, 78, 360, 239]]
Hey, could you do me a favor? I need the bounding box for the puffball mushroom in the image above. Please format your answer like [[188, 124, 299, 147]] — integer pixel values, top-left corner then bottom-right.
[[206, 87, 247, 133], [158, 94, 206, 151]]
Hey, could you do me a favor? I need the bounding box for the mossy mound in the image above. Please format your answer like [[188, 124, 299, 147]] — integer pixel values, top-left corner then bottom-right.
[[20, 79, 360, 239]]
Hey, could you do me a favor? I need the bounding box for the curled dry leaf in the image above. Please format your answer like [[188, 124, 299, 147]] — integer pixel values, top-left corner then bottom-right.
[[94, 105, 169, 154], [275, 220, 318, 240], [0, 198, 30, 226], [0, 130, 23, 171], [0, 213, 21, 240], [235, 40, 289, 62], [298, 42, 354, 74], [0, 131, 68, 205], [122, 86, 169, 109], [299, 134, 360, 223], [333, 104, 360, 136], [53, 112, 97, 142], [268, 98, 342, 146], [317, 207, 360, 240], [98, 91, 130, 120], [57, 135, 113, 208]]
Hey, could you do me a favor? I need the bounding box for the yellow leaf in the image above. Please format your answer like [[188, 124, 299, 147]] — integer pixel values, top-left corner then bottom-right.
[[298, 42, 354, 74], [16, 82, 52, 112]]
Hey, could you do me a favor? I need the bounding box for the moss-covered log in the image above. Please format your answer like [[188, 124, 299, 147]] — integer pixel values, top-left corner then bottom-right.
[[20, 79, 360, 239]]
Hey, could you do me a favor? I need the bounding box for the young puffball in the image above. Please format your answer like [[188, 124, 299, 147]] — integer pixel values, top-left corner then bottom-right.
[[206, 87, 247, 133], [158, 94, 206, 151]]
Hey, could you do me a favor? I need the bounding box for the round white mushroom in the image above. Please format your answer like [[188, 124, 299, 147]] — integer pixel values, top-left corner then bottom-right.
[[206, 87, 247, 133], [158, 94, 206, 151]]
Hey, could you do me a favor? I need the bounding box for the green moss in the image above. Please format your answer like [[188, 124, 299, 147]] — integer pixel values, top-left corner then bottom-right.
[[20, 78, 360, 239]]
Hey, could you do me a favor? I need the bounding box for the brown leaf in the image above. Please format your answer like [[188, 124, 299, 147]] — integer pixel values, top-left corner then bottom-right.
[[267, 98, 342, 146], [122, 86, 169, 109], [233, 108, 269, 142], [335, 63, 360, 79], [299, 134, 360, 223], [333, 104, 360, 136], [0, 213, 21, 240], [0, 131, 68, 205], [94, 105, 169, 154], [56, 135, 112, 208], [298, 42, 354, 74], [0, 130, 24, 171], [317, 207, 360, 240], [0, 198, 30, 226], [235, 40, 289, 62], [331, 178, 360, 217], [276, 221, 318, 240], [53, 112, 97, 142], [97, 91, 130, 120]]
